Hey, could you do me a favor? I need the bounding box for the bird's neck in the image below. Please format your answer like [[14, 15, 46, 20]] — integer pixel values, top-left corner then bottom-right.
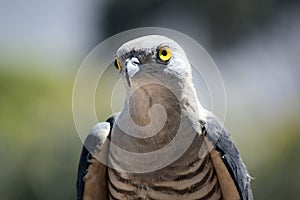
[[118, 82, 205, 147], [110, 82, 207, 171], [126, 83, 181, 127], [125, 79, 205, 123]]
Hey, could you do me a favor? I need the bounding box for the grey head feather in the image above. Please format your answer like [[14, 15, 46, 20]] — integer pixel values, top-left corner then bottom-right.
[[111, 35, 209, 163], [116, 35, 193, 91]]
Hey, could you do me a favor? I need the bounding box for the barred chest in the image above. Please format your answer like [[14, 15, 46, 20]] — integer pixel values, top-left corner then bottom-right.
[[107, 151, 222, 200]]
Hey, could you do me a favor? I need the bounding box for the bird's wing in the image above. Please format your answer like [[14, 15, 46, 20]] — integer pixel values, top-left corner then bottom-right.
[[201, 114, 253, 200], [76, 115, 117, 200]]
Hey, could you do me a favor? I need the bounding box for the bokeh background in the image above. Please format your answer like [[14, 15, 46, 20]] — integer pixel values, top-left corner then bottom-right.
[[1, 0, 300, 199]]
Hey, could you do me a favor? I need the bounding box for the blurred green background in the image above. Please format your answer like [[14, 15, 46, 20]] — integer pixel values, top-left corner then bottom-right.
[[1, 0, 300, 199]]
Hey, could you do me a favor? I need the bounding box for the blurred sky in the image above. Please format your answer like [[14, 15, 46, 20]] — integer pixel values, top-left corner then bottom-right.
[[1, 0, 299, 117], [0, 0, 103, 70]]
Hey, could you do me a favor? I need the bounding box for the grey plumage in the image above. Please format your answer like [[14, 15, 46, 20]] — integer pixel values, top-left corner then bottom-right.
[[202, 115, 253, 200], [76, 35, 253, 200]]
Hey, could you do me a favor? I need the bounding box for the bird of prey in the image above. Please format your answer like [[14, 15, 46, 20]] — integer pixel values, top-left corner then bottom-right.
[[76, 35, 253, 200]]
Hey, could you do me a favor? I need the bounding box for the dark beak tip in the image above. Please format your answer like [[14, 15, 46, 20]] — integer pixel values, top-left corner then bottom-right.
[[125, 71, 131, 87]]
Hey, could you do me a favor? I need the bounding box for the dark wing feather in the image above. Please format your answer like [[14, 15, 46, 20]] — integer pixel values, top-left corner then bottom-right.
[[76, 115, 117, 200], [76, 145, 90, 200], [202, 114, 253, 200]]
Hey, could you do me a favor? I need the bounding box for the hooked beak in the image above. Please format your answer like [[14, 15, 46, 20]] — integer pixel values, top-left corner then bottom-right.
[[125, 57, 140, 87]]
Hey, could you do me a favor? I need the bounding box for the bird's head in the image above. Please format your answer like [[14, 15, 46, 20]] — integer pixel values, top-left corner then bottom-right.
[[114, 35, 192, 91]]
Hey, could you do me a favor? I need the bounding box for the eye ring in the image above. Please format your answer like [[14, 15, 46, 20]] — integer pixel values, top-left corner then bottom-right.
[[158, 47, 172, 62], [114, 57, 121, 72]]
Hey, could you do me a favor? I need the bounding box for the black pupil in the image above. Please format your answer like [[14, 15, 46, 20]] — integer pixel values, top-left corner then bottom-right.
[[161, 50, 167, 56], [114, 59, 119, 69]]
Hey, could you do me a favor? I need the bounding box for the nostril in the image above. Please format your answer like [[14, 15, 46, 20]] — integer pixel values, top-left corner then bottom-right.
[[131, 57, 140, 65]]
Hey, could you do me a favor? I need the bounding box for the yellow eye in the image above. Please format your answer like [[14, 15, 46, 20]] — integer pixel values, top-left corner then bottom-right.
[[114, 57, 121, 72], [158, 47, 172, 62]]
